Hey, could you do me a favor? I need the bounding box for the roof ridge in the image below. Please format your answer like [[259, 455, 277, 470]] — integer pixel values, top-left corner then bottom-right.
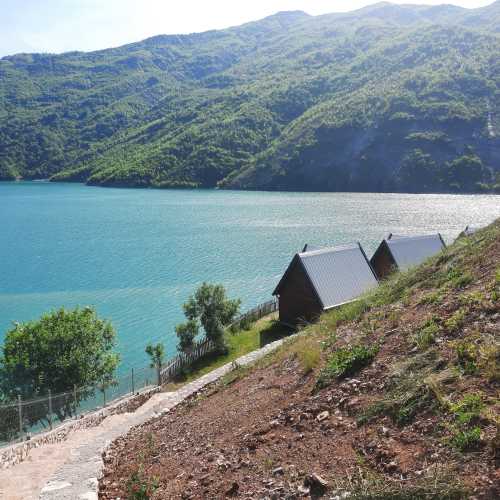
[[299, 243, 359, 257], [387, 233, 442, 242]]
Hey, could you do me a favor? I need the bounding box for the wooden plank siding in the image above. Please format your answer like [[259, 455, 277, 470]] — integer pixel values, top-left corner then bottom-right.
[[277, 259, 322, 326], [370, 240, 397, 280]]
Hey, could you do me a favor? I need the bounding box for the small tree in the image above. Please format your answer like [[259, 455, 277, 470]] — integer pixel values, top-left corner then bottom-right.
[[145, 343, 165, 385], [0, 307, 119, 432], [175, 320, 199, 354], [177, 283, 240, 353]]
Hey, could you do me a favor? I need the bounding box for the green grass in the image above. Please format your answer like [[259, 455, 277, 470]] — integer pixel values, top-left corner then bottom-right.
[[166, 317, 291, 386], [316, 344, 379, 389], [415, 318, 440, 350]]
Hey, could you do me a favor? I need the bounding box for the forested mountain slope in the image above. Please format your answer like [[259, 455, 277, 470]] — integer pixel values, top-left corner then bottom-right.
[[1, 1, 499, 192]]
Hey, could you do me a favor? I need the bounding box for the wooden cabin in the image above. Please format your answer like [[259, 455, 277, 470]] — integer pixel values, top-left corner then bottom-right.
[[273, 243, 378, 326], [370, 233, 446, 280]]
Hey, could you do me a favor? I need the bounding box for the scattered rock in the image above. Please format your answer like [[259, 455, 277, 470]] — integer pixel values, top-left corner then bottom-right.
[[304, 473, 328, 495], [316, 411, 329, 422], [226, 481, 239, 496]]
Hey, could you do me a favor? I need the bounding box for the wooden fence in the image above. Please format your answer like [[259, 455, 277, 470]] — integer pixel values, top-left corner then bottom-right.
[[161, 298, 278, 383]]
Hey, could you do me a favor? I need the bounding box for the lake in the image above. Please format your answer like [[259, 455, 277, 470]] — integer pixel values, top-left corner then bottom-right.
[[1, 182, 499, 371]]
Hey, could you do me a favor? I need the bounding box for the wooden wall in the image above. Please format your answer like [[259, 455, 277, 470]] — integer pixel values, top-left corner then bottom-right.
[[277, 261, 322, 325], [370, 242, 397, 280]]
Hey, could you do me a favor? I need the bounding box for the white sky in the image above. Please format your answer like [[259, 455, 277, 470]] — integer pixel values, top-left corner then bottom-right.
[[0, 0, 495, 57]]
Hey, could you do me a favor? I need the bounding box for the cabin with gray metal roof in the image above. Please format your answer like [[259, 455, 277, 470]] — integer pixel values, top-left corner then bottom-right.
[[370, 233, 446, 280], [273, 243, 378, 326]]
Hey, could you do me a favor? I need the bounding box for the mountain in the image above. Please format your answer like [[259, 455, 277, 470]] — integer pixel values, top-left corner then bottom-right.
[[1, 2, 499, 193]]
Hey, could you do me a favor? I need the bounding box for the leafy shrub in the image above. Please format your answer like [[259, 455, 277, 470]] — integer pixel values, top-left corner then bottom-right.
[[451, 427, 482, 452], [126, 468, 159, 499], [450, 393, 484, 426], [316, 344, 379, 389]]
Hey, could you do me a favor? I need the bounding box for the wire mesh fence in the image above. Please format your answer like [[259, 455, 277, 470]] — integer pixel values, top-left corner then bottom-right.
[[0, 364, 157, 448]]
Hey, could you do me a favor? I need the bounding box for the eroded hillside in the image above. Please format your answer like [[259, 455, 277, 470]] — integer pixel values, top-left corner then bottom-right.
[[99, 219, 499, 498]]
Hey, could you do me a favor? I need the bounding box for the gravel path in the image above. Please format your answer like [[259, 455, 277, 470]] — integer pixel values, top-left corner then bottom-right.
[[0, 336, 288, 500]]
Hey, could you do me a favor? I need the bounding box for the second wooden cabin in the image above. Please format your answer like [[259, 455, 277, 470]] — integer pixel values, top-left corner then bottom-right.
[[370, 233, 446, 280]]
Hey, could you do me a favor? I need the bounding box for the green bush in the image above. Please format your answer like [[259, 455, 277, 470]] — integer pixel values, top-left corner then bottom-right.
[[126, 468, 159, 499], [451, 427, 482, 452]]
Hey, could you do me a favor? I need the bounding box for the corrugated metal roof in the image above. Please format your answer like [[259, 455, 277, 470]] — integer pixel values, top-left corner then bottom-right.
[[298, 244, 378, 309], [386, 234, 445, 270]]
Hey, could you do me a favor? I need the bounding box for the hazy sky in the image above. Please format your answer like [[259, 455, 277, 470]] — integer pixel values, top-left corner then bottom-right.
[[0, 0, 495, 57]]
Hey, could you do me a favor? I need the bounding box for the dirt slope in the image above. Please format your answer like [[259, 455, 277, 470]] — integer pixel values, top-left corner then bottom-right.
[[100, 220, 499, 499]]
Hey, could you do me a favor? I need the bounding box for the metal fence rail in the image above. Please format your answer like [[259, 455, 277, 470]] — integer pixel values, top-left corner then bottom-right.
[[0, 365, 156, 447]]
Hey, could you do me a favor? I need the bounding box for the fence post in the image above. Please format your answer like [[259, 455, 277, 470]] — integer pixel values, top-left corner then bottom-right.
[[17, 395, 23, 439], [131, 368, 135, 394], [48, 389, 53, 430], [157, 363, 161, 386], [103, 387, 106, 407]]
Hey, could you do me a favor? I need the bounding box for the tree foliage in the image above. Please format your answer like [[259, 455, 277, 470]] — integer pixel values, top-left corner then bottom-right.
[[0, 307, 119, 431], [145, 343, 165, 385], [0, 4, 499, 192], [176, 283, 240, 353]]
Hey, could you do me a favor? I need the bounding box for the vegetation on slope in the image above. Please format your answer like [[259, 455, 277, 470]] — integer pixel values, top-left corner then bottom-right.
[[1, 2, 500, 192], [100, 219, 499, 498]]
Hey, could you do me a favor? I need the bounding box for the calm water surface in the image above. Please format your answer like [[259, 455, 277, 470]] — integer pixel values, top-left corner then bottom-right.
[[1, 182, 499, 370]]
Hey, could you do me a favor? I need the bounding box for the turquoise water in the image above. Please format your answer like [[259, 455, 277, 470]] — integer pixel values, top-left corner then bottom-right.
[[1, 182, 499, 371]]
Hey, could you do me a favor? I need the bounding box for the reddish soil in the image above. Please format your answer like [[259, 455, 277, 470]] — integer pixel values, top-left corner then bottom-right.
[[100, 225, 500, 499]]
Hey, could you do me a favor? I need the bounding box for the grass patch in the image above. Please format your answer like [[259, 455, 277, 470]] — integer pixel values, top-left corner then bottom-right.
[[316, 344, 379, 389], [444, 308, 467, 333], [451, 427, 482, 452], [418, 290, 443, 305], [478, 342, 500, 382], [168, 316, 290, 386], [455, 339, 478, 375], [449, 393, 484, 452], [330, 464, 469, 499], [414, 318, 439, 350], [446, 268, 473, 289]]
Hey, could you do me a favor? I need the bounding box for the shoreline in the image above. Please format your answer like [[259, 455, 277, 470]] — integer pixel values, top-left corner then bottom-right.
[[1, 178, 499, 197]]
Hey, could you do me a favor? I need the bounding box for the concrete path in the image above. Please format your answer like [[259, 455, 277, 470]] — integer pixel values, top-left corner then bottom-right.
[[0, 336, 288, 500]]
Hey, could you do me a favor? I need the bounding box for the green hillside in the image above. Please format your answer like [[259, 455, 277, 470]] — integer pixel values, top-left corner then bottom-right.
[[1, 2, 499, 192]]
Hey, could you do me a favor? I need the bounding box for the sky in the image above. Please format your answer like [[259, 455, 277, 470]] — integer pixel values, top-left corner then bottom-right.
[[0, 0, 495, 57]]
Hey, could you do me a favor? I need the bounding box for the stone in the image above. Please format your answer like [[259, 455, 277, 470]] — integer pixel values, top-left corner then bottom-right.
[[304, 473, 328, 494], [226, 481, 239, 496], [272, 466, 284, 476], [316, 411, 329, 422]]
